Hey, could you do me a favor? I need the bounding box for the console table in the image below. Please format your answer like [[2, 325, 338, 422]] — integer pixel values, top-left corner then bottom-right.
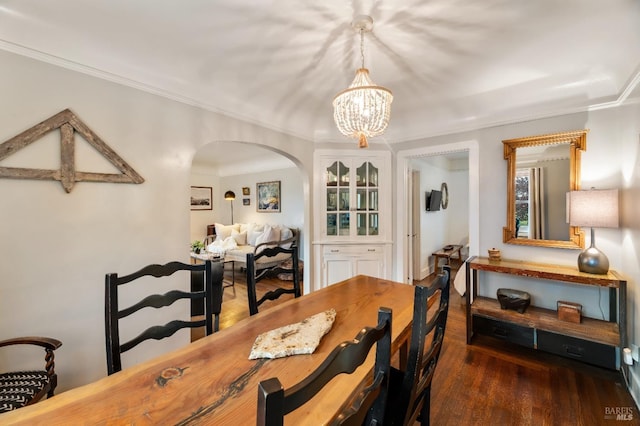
[[465, 256, 627, 370], [432, 244, 463, 269]]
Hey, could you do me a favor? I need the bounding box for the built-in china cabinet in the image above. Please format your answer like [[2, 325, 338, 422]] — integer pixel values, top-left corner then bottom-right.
[[313, 150, 392, 289]]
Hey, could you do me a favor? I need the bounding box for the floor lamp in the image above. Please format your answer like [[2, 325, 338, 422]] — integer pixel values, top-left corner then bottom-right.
[[224, 190, 236, 224]]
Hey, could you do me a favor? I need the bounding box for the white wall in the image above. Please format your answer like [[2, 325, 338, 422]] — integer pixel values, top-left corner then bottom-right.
[[189, 168, 220, 242], [418, 157, 448, 277], [0, 50, 314, 391], [614, 102, 640, 407], [447, 166, 470, 250]]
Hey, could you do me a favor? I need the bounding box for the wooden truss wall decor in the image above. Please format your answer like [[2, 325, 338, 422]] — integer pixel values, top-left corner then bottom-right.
[[0, 109, 144, 193]]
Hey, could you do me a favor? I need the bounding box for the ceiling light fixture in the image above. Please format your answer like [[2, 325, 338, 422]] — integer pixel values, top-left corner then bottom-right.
[[333, 15, 393, 149]]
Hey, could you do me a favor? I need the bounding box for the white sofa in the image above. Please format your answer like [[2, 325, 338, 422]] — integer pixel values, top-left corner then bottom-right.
[[205, 222, 298, 266]]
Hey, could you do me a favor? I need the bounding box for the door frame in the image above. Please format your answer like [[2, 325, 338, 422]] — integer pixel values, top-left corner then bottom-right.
[[394, 140, 480, 283]]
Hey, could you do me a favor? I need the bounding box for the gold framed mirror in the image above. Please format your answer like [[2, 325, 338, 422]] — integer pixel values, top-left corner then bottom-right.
[[503, 130, 587, 249]]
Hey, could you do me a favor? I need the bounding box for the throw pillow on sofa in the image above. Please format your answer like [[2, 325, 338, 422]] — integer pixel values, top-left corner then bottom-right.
[[278, 226, 294, 248], [231, 229, 247, 245], [246, 223, 265, 246], [215, 223, 240, 242], [255, 224, 281, 252]]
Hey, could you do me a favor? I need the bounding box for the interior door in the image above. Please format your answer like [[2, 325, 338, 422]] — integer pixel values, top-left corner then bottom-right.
[[411, 170, 421, 281]]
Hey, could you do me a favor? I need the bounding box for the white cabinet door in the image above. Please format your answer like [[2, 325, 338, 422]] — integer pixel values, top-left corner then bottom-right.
[[324, 256, 354, 287], [354, 257, 385, 279]]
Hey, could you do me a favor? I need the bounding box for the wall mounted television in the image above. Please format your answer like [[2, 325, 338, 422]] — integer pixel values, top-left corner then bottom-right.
[[426, 190, 442, 211]]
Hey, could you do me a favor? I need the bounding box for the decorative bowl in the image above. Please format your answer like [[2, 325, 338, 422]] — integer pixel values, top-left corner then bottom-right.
[[497, 288, 530, 313]]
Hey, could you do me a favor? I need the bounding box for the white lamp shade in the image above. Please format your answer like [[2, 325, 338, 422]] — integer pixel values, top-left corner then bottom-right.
[[568, 189, 619, 228]]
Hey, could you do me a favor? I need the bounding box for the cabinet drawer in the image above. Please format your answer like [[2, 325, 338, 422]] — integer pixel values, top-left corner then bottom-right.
[[537, 330, 617, 370], [473, 315, 534, 348], [323, 245, 382, 255]]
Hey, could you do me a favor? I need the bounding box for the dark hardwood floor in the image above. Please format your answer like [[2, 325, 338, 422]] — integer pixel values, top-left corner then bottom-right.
[[204, 263, 639, 425]]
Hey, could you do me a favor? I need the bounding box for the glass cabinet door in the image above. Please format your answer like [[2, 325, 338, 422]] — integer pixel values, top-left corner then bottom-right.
[[325, 161, 350, 236], [355, 161, 379, 236], [323, 158, 382, 238]]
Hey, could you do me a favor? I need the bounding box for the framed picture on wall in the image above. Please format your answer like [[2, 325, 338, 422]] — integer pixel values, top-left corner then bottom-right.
[[243, 198, 250, 206], [256, 181, 280, 212], [242, 187, 250, 195], [190, 186, 212, 210]]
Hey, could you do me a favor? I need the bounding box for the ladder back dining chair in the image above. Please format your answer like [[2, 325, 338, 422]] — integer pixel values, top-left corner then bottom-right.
[[385, 266, 451, 425], [105, 259, 224, 375]]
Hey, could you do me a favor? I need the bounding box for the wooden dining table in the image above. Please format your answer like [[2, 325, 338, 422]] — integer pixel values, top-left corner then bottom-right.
[[1, 275, 415, 425]]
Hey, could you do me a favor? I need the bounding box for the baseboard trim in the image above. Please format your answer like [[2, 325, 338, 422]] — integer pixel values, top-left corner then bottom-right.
[[623, 365, 640, 412]]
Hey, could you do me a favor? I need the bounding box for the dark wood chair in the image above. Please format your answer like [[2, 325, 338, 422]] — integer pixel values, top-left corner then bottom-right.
[[257, 307, 392, 426], [385, 266, 450, 426], [246, 245, 301, 316], [105, 260, 224, 375], [0, 336, 62, 413]]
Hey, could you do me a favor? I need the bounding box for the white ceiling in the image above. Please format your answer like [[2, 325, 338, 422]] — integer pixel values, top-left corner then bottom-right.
[[1, 0, 639, 156]]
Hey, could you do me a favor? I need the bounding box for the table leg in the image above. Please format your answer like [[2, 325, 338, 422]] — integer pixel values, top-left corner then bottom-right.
[[398, 340, 408, 371], [222, 260, 237, 294]]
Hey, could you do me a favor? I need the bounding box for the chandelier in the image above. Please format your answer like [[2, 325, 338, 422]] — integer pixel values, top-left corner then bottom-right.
[[333, 15, 393, 148]]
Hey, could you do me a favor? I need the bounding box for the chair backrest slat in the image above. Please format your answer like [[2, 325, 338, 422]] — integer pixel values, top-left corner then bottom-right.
[[105, 260, 224, 375], [120, 319, 207, 353], [118, 290, 205, 319]]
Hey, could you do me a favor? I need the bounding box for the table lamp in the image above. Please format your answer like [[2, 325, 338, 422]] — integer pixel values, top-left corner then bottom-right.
[[568, 189, 619, 274], [224, 190, 236, 224]]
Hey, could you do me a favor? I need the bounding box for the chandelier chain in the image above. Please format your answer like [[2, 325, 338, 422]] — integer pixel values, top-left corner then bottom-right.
[[360, 29, 365, 69]]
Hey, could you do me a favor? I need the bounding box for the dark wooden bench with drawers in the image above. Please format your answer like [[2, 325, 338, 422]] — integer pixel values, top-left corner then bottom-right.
[[465, 256, 627, 370]]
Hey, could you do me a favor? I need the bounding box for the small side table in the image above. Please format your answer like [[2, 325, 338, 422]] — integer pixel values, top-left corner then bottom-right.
[[432, 244, 463, 269], [190, 252, 235, 291]]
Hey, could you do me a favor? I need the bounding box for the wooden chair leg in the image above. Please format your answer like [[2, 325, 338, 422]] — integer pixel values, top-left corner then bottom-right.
[[47, 376, 57, 398], [419, 385, 431, 426], [398, 339, 408, 371]]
